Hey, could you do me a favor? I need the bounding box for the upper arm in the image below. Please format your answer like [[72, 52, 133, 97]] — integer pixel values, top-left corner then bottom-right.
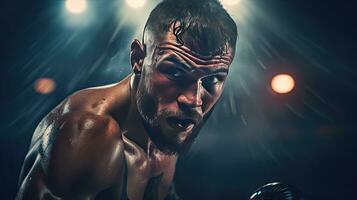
[[18, 112, 126, 199]]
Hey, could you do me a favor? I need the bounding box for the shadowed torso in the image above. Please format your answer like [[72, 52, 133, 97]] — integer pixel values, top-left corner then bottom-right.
[[17, 75, 178, 200]]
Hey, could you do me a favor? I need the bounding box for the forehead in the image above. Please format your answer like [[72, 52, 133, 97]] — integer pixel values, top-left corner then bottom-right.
[[155, 42, 233, 72], [145, 32, 234, 71], [144, 23, 235, 65]]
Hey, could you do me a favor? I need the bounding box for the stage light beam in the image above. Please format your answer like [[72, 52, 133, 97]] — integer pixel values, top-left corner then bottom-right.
[[221, 0, 240, 6], [271, 74, 295, 94], [126, 0, 146, 9], [66, 0, 87, 14]]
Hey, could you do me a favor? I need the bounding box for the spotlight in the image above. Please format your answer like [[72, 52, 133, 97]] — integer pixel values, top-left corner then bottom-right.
[[271, 74, 295, 94], [125, 0, 146, 9], [34, 78, 56, 95], [66, 0, 87, 14], [221, 0, 240, 6]]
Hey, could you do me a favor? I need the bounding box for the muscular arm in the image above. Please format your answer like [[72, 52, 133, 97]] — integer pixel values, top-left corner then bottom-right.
[[16, 111, 125, 200]]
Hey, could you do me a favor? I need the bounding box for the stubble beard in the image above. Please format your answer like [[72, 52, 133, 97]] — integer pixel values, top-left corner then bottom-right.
[[136, 85, 207, 155]]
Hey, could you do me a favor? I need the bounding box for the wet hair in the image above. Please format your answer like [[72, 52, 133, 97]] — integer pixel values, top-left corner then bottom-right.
[[143, 0, 238, 56]]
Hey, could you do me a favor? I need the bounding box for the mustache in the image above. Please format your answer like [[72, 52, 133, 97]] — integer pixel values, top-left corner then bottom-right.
[[159, 108, 203, 123]]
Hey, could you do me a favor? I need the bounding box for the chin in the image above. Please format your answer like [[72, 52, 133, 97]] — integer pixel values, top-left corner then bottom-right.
[[145, 120, 203, 155], [138, 107, 209, 155]]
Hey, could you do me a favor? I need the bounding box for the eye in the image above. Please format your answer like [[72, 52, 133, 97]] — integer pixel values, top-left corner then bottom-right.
[[201, 75, 223, 93], [162, 66, 186, 80]]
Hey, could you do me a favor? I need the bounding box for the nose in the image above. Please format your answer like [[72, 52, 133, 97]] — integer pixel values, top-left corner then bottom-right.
[[177, 80, 203, 108]]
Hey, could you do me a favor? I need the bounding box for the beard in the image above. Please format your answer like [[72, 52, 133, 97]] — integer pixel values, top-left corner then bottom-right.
[[136, 84, 211, 155], [143, 114, 204, 155]]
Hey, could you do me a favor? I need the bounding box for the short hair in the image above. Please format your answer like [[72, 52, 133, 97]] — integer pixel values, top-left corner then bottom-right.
[[143, 0, 238, 56]]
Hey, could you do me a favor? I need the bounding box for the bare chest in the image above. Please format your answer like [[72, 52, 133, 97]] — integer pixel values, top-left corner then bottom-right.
[[123, 146, 177, 200]]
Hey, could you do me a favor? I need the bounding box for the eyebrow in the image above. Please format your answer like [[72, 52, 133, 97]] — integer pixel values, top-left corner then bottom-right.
[[163, 55, 229, 75], [165, 56, 192, 71]]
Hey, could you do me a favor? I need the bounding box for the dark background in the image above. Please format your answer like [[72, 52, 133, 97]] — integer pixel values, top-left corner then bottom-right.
[[1, 0, 356, 199]]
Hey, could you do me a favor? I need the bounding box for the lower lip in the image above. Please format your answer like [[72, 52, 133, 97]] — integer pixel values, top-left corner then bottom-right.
[[181, 123, 194, 132]]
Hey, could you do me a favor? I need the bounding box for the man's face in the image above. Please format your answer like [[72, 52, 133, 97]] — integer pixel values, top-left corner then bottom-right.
[[135, 29, 234, 154]]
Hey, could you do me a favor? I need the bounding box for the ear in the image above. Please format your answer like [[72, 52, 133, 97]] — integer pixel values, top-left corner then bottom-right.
[[130, 39, 145, 76]]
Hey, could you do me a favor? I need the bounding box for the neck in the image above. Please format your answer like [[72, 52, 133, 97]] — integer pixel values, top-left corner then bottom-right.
[[121, 74, 151, 153]]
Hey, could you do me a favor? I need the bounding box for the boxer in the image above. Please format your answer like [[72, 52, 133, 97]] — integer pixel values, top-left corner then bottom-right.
[[16, 0, 238, 199]]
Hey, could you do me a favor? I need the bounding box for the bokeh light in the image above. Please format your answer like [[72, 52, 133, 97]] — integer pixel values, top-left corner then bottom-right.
[[65, 0, 87, 14], [126, 0, 146, 8], [271, 74, 295, 94], [34, 78, 56, 95], [221, 0, 241, 6]]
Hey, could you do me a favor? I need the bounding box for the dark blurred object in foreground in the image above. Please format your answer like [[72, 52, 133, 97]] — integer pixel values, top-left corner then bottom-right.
[[250, 182, 303, 200]]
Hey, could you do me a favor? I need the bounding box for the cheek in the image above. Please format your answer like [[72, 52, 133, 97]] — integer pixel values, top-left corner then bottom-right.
[[149, 72, 181, 108], [202, 87, 224, 114]]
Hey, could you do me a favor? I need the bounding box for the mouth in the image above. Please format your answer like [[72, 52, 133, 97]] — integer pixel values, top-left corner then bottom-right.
[[166, 116, 196, 132]]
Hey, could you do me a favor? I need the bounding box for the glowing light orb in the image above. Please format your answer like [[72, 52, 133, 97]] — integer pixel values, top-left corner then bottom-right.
[[34, 78, 56, 94], [221, 0, 240, 6], [125, 0, 146, 8], [65, 0, 87, 14], [271, 74, 295, 94]]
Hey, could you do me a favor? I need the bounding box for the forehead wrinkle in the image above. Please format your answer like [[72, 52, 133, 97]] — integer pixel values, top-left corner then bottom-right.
[[167, 49, 230, 71], [158, 42, 233, 64], [155, 51, 193, 72], [157, 46, 232, 70], [163, 54, 193, 71], [157, 49, 229, 77]]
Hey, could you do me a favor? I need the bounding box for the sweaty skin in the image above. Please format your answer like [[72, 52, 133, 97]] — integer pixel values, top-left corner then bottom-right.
[[16, 29, 234, 200]]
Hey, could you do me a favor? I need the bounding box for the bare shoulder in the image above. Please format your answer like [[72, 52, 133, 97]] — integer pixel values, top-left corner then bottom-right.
[[17, 110, 126, 199], [19, 82, 130, 198], [18, 82, 130, 199], [29, 86, 114, 146], [36, 110, 125, 197], [62, 83, 121, 114]]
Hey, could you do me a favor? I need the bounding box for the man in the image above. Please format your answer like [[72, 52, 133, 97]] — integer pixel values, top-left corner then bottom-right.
[[16, 0, 238, 199]]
